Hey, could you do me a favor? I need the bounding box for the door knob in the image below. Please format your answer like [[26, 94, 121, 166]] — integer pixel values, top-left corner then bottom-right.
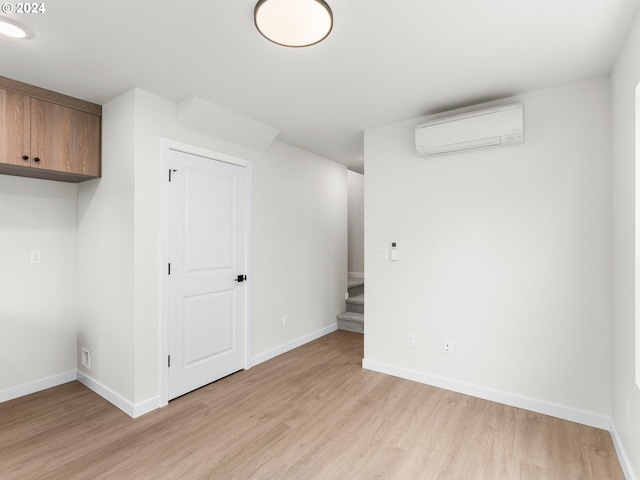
[[234, 274, 247, 283]]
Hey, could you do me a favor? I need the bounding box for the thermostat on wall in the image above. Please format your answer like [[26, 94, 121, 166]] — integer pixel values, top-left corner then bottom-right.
[[391, 242, 398, 261]]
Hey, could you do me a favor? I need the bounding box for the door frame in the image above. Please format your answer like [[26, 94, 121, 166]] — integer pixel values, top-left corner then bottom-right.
[[159, 138, 253, 407]]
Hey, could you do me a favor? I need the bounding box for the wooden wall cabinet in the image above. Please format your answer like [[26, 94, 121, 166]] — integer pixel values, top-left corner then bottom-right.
[[0, 76, 101, 182]]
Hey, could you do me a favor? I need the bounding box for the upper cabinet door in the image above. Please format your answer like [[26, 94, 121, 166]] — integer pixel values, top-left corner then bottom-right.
[[69, 108, 101, 177], [0, 89, 31, 167], [30, 98, 101, 177], [0, 76, 101, 183]]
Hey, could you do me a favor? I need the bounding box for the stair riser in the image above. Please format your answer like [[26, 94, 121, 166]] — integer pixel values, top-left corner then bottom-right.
[[348, 285, 364, 297], [337, 319, 364, 334], [347, 303, 364, 314]]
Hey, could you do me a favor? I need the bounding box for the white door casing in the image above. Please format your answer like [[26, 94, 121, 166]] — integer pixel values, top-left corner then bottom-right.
[[167, 148, 248, 400]]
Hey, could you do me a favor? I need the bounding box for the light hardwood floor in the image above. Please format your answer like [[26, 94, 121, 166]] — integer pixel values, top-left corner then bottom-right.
[[0, 331, 624, 479]]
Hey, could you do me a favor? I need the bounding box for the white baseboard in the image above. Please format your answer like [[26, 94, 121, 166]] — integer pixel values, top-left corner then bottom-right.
[[1, 370, 159, 419], [250, 323, 338, 367], [77, 371, 161, 419], [79, 321, 339, 416], [3, 323, 339, 417], [362, 358, 611, 430], [610, 421, 637, 480], [0, 370, 77, 403]]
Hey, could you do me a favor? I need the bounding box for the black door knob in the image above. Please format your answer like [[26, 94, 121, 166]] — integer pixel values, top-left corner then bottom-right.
[[22, 155, 29, 161], [33, 157, 40, 163]]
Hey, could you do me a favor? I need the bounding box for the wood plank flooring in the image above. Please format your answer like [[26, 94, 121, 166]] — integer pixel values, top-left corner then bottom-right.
[[0, 331, 624, 479]]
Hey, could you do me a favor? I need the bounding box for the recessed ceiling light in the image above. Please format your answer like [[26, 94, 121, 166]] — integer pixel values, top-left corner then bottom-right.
[[0, 16, 34, 39], [254, 0, 333, 48]]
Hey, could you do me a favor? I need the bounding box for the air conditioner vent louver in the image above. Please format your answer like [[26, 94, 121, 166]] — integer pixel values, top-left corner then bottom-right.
[[415, 103, 524, 157]]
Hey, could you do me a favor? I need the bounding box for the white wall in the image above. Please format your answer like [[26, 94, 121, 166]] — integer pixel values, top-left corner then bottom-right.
[[348, 170, 365, 275], [77, 90, 136, 401], [0, 175, 77, 397], [611, 5, 640, 477], [252, 141, 347, 356], [77, 88, 347, 409], [364, 77, 612, 423]]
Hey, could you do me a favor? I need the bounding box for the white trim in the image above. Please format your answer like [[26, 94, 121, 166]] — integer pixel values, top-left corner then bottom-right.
[[159, 138, 170, 407], [611, 421, 638, 480], [162, 139, 253, 169], [348, 272, 364, 279], [159, 138, 253, 407], [244, 163, 253, 370], [77, 371, 160, 419], [362, 358, 611, 430], [0, 370, 76, 403], [250, 323, 338, 367]]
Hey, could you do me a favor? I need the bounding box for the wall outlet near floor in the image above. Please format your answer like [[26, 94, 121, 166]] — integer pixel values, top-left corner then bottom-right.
[[443, 339, 453, 355], [406, 333, 415, 348], [282, 314, 288, 327], [625, 397, 631, 424], [81, 347, 91, 369], [30, 250, 41, 264]]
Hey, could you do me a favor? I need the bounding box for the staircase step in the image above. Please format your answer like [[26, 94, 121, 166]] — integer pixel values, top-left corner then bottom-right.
[[336, 311, 364, 334], [348, 277, 364, 297], [346, 293, 364, 304], [346, 293, 364, 314]]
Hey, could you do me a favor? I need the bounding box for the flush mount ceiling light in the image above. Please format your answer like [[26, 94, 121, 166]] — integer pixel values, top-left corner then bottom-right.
[[254, 0, 333, 48], [0, 16, 34, 39]]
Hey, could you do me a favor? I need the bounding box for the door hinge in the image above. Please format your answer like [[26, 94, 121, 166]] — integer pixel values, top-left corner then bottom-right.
[[168, 355, 171, 367], [168, 263, 171, 275], [169, 169, 178, 182]]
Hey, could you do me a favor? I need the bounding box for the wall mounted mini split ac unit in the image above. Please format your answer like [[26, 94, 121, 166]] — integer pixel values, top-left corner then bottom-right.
[[415, 103, 524, 157]]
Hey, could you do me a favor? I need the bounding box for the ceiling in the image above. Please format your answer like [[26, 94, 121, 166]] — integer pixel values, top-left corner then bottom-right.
[[1, 0, 638, 173]]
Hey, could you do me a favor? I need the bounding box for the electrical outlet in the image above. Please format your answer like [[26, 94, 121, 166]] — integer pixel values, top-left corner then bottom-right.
[[81, 347, 91, 369], [282, 314, 288, 327], [406, 333, 415, 348], [443, 340, 453, 355], [30, 250, 41, 264]]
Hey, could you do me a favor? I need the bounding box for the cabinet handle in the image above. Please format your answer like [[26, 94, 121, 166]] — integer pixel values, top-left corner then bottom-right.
[[22, 155, 29, 161], [33, 158, 40, 163]]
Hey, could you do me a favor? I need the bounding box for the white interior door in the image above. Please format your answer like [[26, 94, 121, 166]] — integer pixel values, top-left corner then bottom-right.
[[168, 149, 247, 400]]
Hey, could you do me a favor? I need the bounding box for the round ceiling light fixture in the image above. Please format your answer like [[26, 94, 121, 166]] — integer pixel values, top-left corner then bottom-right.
[[0, 16, 34, 39], [254, 0, 333, 48]]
